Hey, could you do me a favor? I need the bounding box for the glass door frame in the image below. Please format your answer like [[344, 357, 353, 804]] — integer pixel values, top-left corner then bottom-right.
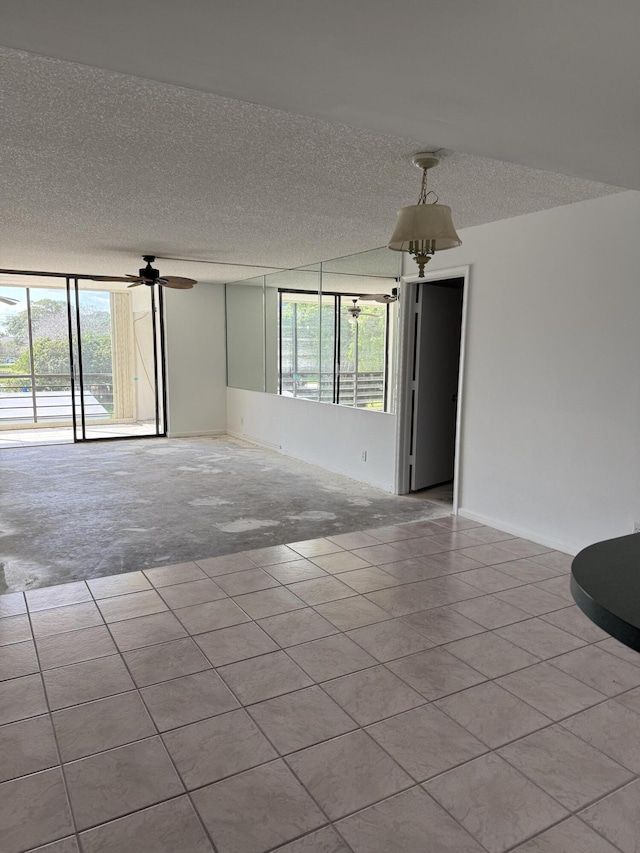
[[0, 267, 167, 443]]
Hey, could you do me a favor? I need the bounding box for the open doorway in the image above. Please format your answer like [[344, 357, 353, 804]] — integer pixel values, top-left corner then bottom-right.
[[395, 268, 469, 510]]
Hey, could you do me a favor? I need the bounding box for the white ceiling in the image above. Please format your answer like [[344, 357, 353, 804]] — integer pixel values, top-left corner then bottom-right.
[[0, 0, 634, 282]]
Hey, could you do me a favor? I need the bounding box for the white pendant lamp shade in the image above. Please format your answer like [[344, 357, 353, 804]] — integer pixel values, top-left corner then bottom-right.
[[388, 203, 461, 253], [388, 153, 461, 276]]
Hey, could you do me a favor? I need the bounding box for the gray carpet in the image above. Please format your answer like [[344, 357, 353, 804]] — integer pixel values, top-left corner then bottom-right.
[[0, 436, 449, 592]]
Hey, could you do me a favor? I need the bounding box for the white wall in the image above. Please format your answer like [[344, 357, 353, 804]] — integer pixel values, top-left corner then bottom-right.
[[164, 283, 227, 436], [227, 387, 397, 491], [406, 190, 640, 554]]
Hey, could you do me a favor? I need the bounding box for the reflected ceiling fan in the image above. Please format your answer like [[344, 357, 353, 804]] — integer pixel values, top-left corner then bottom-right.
[[90, 255, 197, 290], [357, 286, 399, 304], [0, 296, 19, 306]]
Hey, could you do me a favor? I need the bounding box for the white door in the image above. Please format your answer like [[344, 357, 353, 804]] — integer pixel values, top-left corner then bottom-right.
[[411, 281, 464, 490]]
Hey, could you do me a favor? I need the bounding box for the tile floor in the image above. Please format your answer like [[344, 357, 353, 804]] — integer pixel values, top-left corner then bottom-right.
[[1, 516, 638, 852]]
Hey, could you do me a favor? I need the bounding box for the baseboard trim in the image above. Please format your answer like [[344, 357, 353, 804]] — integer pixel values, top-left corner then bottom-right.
[[167, 429, 227, 438], [457, 507, 580, 556]]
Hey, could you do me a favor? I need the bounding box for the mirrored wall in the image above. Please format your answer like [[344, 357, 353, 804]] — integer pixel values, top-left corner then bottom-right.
[[225, 247, 401, 413]]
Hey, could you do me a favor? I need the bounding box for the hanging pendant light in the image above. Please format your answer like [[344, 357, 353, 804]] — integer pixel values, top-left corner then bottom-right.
[[388, 153, 461, 277]]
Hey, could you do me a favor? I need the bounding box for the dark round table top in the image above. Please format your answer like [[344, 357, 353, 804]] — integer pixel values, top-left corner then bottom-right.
[[571, 533, 640, 652]]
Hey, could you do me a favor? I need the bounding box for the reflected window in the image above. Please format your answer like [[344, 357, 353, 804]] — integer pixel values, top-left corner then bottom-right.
[[278, 289, 393, 411]]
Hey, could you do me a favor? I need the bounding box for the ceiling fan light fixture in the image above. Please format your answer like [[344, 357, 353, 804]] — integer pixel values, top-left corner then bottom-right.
[[388, 154, 461, 277]]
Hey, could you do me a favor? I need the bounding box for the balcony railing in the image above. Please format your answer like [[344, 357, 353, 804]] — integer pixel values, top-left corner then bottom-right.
[[280, 371, 385, 409], [0, 372, 113, 423]]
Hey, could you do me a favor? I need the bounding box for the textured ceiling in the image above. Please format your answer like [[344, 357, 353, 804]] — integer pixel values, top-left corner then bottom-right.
[[0, 47, 622, 283], [1, 0, 638, 190]]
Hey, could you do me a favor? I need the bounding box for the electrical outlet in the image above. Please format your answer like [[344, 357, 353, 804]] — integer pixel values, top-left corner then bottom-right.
[[361, 450, 367, 462]]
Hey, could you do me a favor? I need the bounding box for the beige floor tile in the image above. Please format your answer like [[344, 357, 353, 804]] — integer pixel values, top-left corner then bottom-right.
[[552, 646, 640, 696], [243, 545, 302, 567], [388, 536, 449, 559], [175, 599, 251, 635], [562, 699, 640, 773], [402, 605, 485, 644], [26, 582, 92, 612], [36, 625, 117, 670], [364, 585, 434, 617], [529, 551, 574, 573], [30, 601, 104, 638], [596, 636, 640, 665], [310, 551, 372, 574], [423, 531, 481, 551], [444, 632, 539, 678], [0, 673, 48, 724], [362, 522, 429, 541], [143, 562, 207, 587], [327, 532, 381, 549], [287, 634, 377, 681], [248, 686, 356, 753], [287, 729, 411, 820], [257, 608, 338, 647], [140, 670, 239, 730], [286, 537, 345, 558], [123, 637, 210, 687], [425, 753, 568, 853], [0, 592, 27, 617], [435, 681, 551, 748], [497, 558, 563, 583], [96, 589, 168, 623], [451, 594, 533, 628], [496, 661, 606, 720], [158, 578, 227, 609], [336, 787, 484, 853], [232, 588, 306, 619], [0, 714, 58, 783], [163, 708, 276, 788], [534, 576, 575, 603], [28, 837, 80, 852], [53, 691, 155, 761], [286, 576, 355, 606], [274, 826, 349, 852], [350, 544, 406, 565], [512, 817, 619, 852], [87, 572, 152, 599], [347, 618, 434, 662], [494, 586, 567, 616], [0, 768, 74, 853], [65, 736, 184, 830], [459, 543, 538, 565], [496, 618, 586, 659], [79, 796, 213, 853], [218, 651, 312, 704], [263, 560, 329, 584], [413, 550, 485, 574], [197, 552, 260, 576], [43, 654, 134, 710], [367, 705, 488, 781], [313, 597, 390, 631], [541, 605, 609, 642], [323, 665, 425, 725], [334, 566, 401, 593], [458, 527, 517, 546], [192, 760, 325, 853], [195, 622, 278, 666], [377, 556, 453, 583], [0, 639, 39, 680], [387, 647, 486, 700], [580, 779, 640, 853], [215, 568, 280, 596], [457, 566, 524, 594], [499, 724, 632, 810]]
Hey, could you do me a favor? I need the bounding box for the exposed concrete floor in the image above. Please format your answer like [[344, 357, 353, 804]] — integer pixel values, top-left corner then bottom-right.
[[0, 436, 450, 593]]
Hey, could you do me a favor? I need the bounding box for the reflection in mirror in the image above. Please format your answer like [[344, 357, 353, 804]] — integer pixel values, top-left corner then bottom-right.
[[225, 248, 401, 412], [226, 275, 265, 392]]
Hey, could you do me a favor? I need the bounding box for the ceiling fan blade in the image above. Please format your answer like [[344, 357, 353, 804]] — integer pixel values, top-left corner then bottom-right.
[[127, 281, 145, 288], [160, 280, 194, 289], [159, 276, 197, 287], [0, 296, 19, 305]]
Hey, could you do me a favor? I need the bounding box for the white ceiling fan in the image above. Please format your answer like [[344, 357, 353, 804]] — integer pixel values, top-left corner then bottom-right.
[[357, 286, 399, 304], [0, 296, 19, 306], [89, 255, 197, 290]]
